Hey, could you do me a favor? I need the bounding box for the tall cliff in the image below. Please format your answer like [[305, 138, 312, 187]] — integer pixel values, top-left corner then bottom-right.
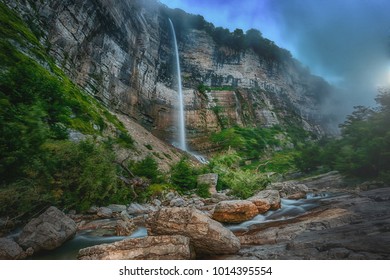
[[5, 0, 334, 152]]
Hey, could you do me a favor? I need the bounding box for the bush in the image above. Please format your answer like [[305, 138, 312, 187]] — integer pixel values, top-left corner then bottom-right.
[[196, 183, 211, 198], [130, 155, 162, 183], [36, 140, 120, 211], [209, 151, 269, 198], [142, 183, 177, 201], [170, 157, 198, 190]]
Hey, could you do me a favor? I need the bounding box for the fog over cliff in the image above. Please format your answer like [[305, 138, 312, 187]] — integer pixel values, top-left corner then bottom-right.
[[160, 0, 390, 119]]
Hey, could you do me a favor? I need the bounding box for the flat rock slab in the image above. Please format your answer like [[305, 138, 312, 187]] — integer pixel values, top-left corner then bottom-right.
[[78, 235, 193, 260], [224, 187, 390, 260]]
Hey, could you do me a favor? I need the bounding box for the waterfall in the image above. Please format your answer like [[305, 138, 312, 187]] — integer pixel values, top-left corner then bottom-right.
[[168, 18, 187, 151]]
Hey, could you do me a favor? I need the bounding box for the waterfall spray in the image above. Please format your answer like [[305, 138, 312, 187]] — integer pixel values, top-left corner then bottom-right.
[[168, 18, 187, 151]]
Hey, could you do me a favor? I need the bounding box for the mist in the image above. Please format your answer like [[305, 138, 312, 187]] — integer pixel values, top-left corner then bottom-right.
[[159, 0, 390, 120]]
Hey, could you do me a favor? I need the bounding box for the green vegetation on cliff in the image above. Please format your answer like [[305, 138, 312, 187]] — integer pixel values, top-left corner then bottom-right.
[[0, 3, 134, 217]]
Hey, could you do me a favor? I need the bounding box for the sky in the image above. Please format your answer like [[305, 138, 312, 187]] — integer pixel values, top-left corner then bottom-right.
[[159, 0, 390, 116]]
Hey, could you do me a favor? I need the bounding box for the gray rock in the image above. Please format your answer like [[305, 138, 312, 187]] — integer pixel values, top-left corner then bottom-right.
[[0, 238, 28, 260], [147, 207, 240, 255], [17, 206, 77, 252], [268, 181, 309, 198], [78, 235, 194, 260], [251, 189, 281, 210], [298, 171, 345, 190], [170, 197, 186, 207], [120, 210, 133, 221], [107, 204, 127, 213], [165, 192, 176, 201], [127, 203, 156, 215], [86, 206, 98, 214], [152, 199, 162, 207], [210, 192, 231, 203], [97, 207, 113, 218]]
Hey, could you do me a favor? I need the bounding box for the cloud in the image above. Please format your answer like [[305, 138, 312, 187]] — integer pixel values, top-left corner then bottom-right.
[[159, 0, 390, 118]]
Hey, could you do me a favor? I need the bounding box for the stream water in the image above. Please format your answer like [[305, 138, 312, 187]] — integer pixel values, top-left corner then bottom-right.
[[31, 227, 147, 260], [226, 192, 333, 232], [30, 192, 337, 259]]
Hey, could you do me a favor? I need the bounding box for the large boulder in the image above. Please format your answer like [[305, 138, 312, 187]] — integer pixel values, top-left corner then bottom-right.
[[0, 238, 29, 260], [147, 207, 240, 255], [17, 206, 77, 252], [248, 197, 271, 214], [251, 190, 281, 210], [78, 235, 193, 260], [212, 200, 259, 223]]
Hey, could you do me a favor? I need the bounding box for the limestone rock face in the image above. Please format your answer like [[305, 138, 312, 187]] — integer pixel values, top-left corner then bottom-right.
[[250, 190, 281, 210], [7, 0, 335, 153], [147, 207, 240, 255], [78, 235, 193, 260], [212, 200, 259, 223], [17, 206, 77, 252]]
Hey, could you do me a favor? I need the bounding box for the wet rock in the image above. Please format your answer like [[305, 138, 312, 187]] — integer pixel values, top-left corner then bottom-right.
[[147, 207, 240, 255], [17, 206, 77, 253], [116, 220, 136, 236], [251, 190, 281, 210], [212, 200, 259, 223], [197, 173, 218, 194], [248, 197, 271, 214], [287, 191, 307, 200], [0, 238, 28, 259], [232, 187, 390, 259], [78, 235, 194, 260], [97, 207, 113, 218]]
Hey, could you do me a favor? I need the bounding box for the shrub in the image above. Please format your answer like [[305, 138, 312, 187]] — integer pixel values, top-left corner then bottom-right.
[[130, 155, 162, 183], [170, 158, 198, 190], [196, 183, 211, 198]]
